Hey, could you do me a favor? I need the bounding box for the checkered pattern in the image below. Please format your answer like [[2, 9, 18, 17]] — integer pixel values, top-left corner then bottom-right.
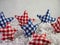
[[37, 9, 56, 23], [0, 12, 14, 28], [0, 23, 17, 41], [29, 34, 51, 45], [15, 10, 35, 26], [51, 17, 60, 33], [21, 19, 38, 37]]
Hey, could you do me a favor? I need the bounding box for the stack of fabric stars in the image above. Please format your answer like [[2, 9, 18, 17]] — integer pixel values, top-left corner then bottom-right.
[[0, 9, 60, 45], [0, 12, 17, 41]]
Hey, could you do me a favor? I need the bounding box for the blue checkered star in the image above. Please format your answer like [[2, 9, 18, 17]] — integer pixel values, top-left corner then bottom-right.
[[0, 12, 14, 28], [37, 9, 56, 23], [21, 19, 38, 37]]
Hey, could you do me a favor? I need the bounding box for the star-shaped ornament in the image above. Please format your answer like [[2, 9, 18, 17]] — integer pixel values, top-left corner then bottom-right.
[[51, 17, 60, 33], [21, 19, 38, 37], [37, 9, 56, 23], [0, 12, 14, 28], [0, 23, 17, 41], [15, 10, 35, 26], [29, 33, 51, 45]]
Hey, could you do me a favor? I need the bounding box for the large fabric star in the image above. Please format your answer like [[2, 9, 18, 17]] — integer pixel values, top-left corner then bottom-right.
[[37, 9, 56, 23], [0, 23, 17, 41], [29, 34, 51, 45], [21, 19, 38, 37], [51, 17, 60, 33], [15, 10, 35, 26], [0, 12, 14, 28]]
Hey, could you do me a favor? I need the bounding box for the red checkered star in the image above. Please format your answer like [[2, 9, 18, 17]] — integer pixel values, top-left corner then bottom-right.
[[15, 10, 35, 26], [29, 34, 51, 45], [0, 23, 17, 41], [51, 17, 60, 33]]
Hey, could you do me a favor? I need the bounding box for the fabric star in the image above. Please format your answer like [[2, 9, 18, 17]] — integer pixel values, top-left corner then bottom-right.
[[51, 17, 60, 33], [21, 19, 38, 37], [0, 12, 14, 28], [37, 9, 56, 23], [0, 23, 17, 41], [15, 10, 35, 26], [29, 34, 51, 45]]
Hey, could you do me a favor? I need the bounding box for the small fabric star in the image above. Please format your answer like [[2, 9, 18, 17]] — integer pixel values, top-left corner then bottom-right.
[[21, 19, 38, 37], [0, 23, 17, 41], [15, 10, 35, 26], [37, 9, 56, 23], [0, 12, 14, 28], [29, 34, 51, 45], [51, 17, 60, 33]]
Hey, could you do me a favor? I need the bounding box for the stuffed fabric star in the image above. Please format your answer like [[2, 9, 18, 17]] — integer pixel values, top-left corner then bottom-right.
[[0, 12, 14, 28], [15, 10, 35, 26], [51, 17, 60, 33], [29, 34, 51, 45], [0, 23, 17, 41], [37, 9, 56, 23], [21, 19, 38, 37]]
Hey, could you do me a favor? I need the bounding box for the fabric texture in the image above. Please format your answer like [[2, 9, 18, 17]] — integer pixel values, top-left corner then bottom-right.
[[15, 10, 35, 26], [51, 17, 60, 33], [0, 12, 14, 28], [29, 34, 51, 45], [37, 9, 56, 23], [0, 23, 17, 41], [21, 20, 38, 37]]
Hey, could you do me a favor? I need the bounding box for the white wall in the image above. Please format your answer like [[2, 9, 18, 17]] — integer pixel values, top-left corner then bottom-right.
[[0, 0, 60, 19]]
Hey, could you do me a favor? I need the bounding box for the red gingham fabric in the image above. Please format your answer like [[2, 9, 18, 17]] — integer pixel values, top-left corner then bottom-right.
[[29, 34, 51, 45], [51, 17, 60, 33], [15, 10, 35, 26], [0, 23, 17, 41]]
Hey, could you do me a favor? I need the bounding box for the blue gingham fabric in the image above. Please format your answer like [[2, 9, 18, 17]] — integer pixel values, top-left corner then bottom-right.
[[37, 9, 56, 23], [21, 19, 38, 37], [0, 12, 14, 28]]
